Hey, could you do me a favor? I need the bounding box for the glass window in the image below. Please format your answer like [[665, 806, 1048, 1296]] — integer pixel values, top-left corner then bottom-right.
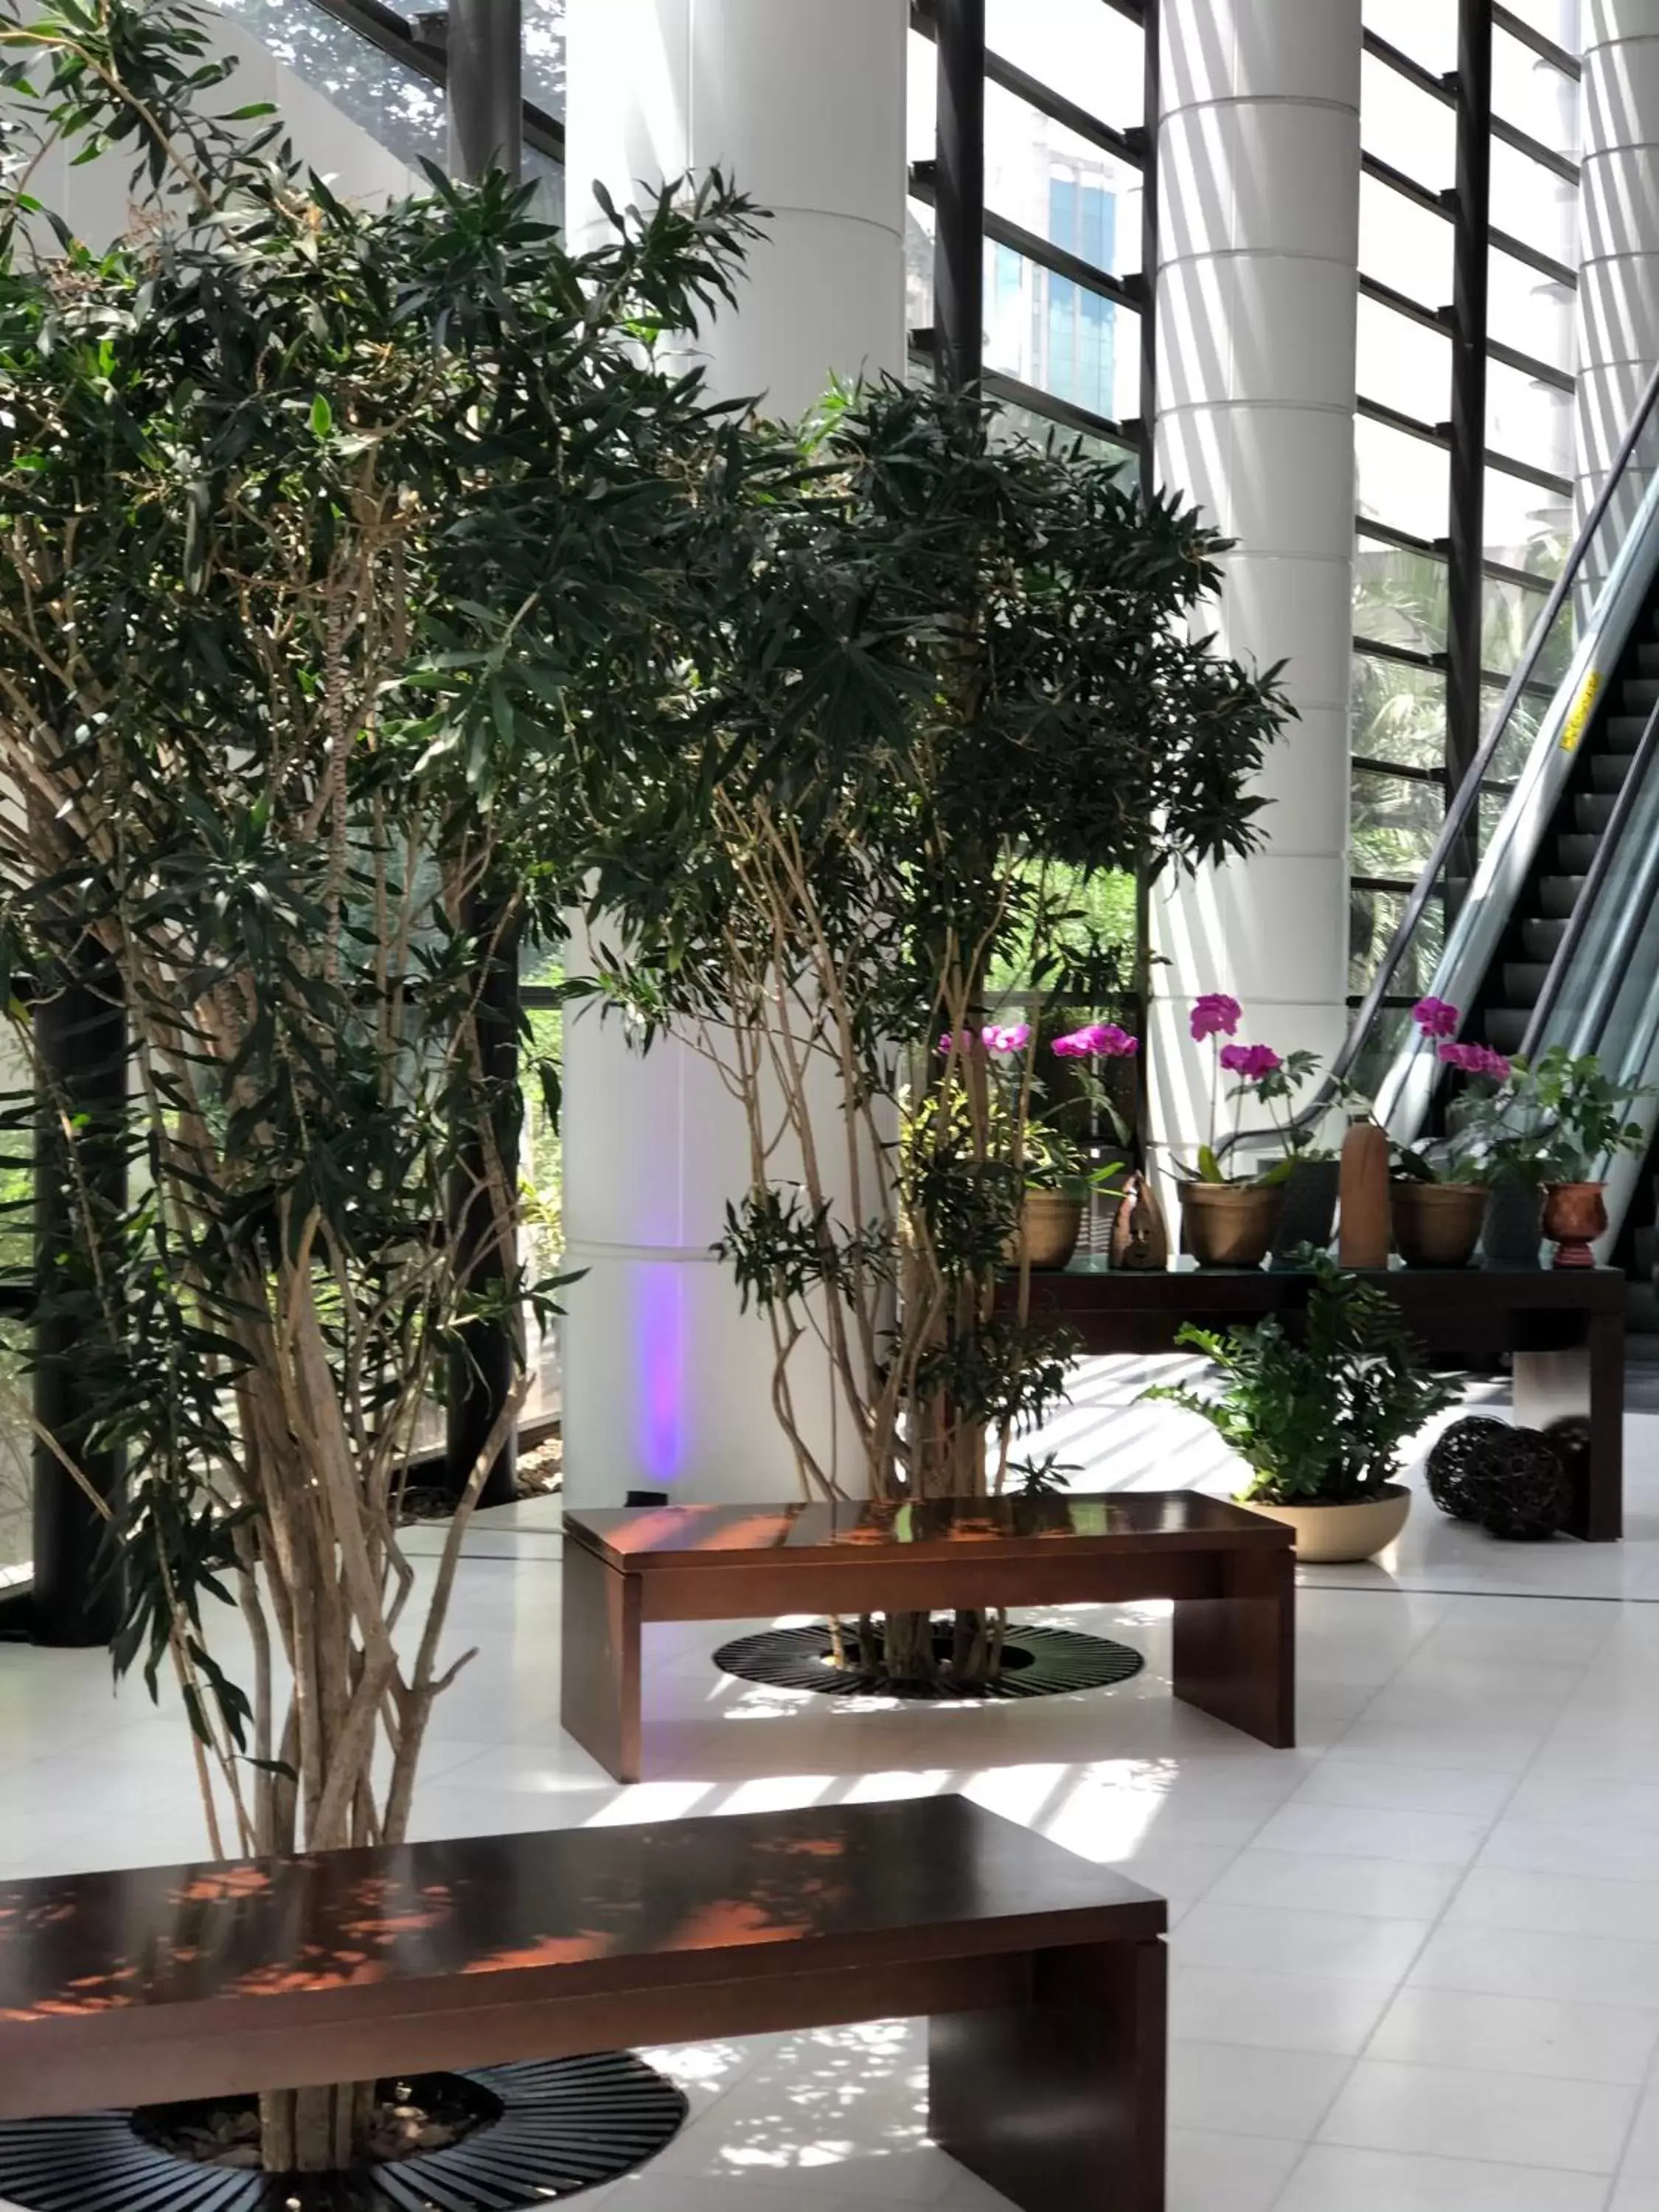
[[1349, 885, 1447, 1004], [1354, 538, 1449, 659], [1484, 462, 1572, 577], [1486, 358, 1573, 495], [1500, 0, 1581, 44], [985, 0, 1145, 136], [984, 240, 1139, 423], [1361, 51, 1455, 192], [1360, 173, 1453, 308], [215, 0, 448, 172], [1481, 574, 1554, 680], [1490, 139, 1579, 271], [1487, 246, 1576, 373], [1493, 26, 1580, 156], [1357, 414, 1451, 542], [1352, 765, 1445, 886], [1362, 0, 1456, 74], [985, 82, 1141, 282], [906, 197, 936, 341], [1358, 296, 1450, 428], [908, 26, 936, 164], [1352, 651, 1447, 778], [1482, 680, 1548, 787]]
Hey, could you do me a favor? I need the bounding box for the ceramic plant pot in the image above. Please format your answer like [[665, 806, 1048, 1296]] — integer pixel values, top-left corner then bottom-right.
[[1338, 1121, 1392, 1269], [1480, 1173, 1544, 1269], [1242, 1483, 1412, 1564], [1009, 1189, 1084, 1270], [1178, 1183, 1284, 1269], [1391, 1182, 1489, 1268], [1269, 1158, 1340, 1270], [1542, 1180, 1608, 1270]]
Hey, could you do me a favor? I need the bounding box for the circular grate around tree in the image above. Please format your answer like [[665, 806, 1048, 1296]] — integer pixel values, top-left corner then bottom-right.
[[0, 2055, 687, 2212], [714, 1618, 1145, 1702]]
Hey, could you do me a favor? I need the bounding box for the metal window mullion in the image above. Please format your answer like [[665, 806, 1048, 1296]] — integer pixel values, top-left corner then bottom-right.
[[1483, 445, 1573, 497], [1362, 150, 1455, 222], [933, 0, 987, 392], [1486, 333, 1574, 395], [1490, 111, 1579, 185], [1353, 754, 1450, 787], [1491, 3, 1581, 79], [1444, 0, 1492, 861], [1489, 224, 1576, 288], [1359, 396, 1451, 450], [1360, 273, 1451, 336], [1363, 27, 1457, 107], [979, 48, 1144, 167], [308, 0, 564, 160], [1354, 635, 1446, 674]]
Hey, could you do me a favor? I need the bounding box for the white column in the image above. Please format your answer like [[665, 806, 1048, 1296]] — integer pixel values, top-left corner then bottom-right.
[[560, 0, 906, 1507], [1576, 0, 1659, 540], [1148, 0, 1362, 1184]]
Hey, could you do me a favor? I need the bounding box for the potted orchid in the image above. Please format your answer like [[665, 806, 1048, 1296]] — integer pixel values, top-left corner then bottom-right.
[[1178, 992, 1326, 1267], [1390, 997, 1506, 1267], [942, 1017, 1135, 1270]]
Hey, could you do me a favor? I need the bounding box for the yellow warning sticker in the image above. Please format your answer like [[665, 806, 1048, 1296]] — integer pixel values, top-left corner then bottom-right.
[[1561, 669, 1601, 752]]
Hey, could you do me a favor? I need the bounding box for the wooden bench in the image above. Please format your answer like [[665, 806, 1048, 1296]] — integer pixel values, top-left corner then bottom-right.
[[562, 1489, 1295, 1781], [0, 1798, 1169, 2212]]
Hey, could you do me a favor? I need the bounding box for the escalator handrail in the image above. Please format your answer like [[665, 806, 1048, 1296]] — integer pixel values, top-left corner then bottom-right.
[[1522, 688, 1659, 1058], [1218, 348, 1659, 1161]]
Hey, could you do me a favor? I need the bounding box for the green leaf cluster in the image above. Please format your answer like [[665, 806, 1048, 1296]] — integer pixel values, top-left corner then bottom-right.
[[1146, 1255, 1458, 1505]]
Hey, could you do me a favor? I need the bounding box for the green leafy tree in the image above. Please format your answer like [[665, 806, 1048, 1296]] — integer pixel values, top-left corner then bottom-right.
[[582, 380, 1288, 1683], [0, 0, 753, 2169]]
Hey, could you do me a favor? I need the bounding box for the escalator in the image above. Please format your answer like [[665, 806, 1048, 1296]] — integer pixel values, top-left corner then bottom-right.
[[1331, 353, 1659, 1307]]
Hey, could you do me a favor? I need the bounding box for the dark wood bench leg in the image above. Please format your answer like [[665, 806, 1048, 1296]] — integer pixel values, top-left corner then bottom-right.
[[1172, 1542, 1295, 1748], [1512, 1312, 1623, 1540], [560, 1540, 642, 1781], [930, 1936, 1166, 2212]]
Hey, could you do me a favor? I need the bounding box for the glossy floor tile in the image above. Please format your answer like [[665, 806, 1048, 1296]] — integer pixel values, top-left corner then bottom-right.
[[5, 1381, 1659, 2205]]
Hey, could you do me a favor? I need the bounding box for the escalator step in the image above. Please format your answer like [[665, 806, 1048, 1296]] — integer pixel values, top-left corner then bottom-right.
[[1634, 1225, 1658, 1279], [1575, 792, 1618, 832], [1502, 962, 1549, 1001], [1522, 917, 1568, 959], [1486, 1009, 1529, 1054], [1607, 717, 1646, 751], [1641, 644, 1659, 675], [1590, 752, 1632, 791], [1556, 832, 1599, 870], [1540, 875, 1585, 918], [1624, 678, 1659, 711]]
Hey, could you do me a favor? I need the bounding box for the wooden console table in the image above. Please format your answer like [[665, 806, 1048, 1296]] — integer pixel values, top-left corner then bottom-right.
[[562, 1489, 1295, 1781], [0, 1798, 1169, 2212], [1016, 1262, 1624, 1542]]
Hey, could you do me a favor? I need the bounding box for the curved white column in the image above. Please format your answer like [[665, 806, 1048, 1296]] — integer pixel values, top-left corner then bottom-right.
[[1149, 0, 1362, 1182], [561, 0, 906, 1506], [1576, 0, 1659, 545]]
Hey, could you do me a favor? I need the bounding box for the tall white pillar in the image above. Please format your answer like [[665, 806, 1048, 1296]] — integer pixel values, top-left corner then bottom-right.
[[1148, 0, 1362, 1183], [560, 1, 906, 1507], [1576, 0, 1659, 537]]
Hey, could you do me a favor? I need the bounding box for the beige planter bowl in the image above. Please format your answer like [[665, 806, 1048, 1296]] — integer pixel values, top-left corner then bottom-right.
[[1242, 1483, 1412, 1564], [1007, 1189, 1083, 1270], [1391, 1181, 1489, 1268]]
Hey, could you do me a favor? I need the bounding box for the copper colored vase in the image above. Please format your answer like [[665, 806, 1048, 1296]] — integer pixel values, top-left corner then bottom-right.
[[1542, 1180, 1608, 1270]]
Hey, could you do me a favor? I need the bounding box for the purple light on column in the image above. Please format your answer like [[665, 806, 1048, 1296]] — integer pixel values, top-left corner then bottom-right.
[[635, 1265, 686, 1483]]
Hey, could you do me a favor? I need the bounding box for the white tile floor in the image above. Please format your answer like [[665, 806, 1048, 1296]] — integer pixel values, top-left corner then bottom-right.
[[5, 1365, 1659, 2209]]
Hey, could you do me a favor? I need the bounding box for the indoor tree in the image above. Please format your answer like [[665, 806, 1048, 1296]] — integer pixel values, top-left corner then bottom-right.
[[582, 381, 1290, 1685], [0, 0, 754, 2170]]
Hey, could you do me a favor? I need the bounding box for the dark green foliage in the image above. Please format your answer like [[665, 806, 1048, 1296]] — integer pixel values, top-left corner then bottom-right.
[[1148, 1255, 1458, 1505]]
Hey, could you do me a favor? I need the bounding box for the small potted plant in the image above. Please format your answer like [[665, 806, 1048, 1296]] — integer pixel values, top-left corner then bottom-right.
[[1389, 998, 1503, 1266], [1523, 1045, 1652, 1267], [1176, 993, 1319, 1267], [934, 1017, 1132, 1272], [1146, 1255, 1458, 1561]]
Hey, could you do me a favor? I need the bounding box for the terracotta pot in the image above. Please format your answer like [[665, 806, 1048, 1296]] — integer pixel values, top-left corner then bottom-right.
[[1542, 1180, 1608, 1270], [1008, 1189, 1083, 1270], [1242, 1483, 1412, 1564], [1391, 1181, 1489, 1267], [1178, 1183, 1284, 1269]]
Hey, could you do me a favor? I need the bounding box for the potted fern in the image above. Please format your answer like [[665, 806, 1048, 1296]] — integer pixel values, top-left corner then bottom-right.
[[1146, 1256, 1457, 1560]]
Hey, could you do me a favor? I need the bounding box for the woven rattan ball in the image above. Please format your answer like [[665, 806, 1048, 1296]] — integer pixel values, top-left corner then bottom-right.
[[1425, 1416, 1512, 1522], [1468, 1427, 1573, 1543]]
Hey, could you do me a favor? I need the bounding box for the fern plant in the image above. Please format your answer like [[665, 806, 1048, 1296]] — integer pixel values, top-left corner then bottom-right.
[[1147, 1257, 1456, 1504]]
